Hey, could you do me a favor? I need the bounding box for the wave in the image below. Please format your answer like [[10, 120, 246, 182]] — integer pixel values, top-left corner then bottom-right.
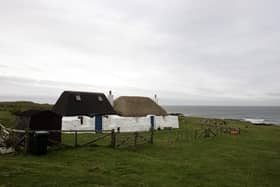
[[243, 118, 265, 124]]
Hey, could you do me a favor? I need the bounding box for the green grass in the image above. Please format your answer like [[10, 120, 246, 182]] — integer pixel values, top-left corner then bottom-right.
[[1, 103, 280, 186]]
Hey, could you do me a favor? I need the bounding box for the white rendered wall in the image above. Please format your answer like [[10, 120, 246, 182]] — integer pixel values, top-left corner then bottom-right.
[[103, 115, 151, 132], [154, 116, 179, 129], [62, 116, 94, 131], [103, 115, 179, 132], [62, 115, 179, 133]]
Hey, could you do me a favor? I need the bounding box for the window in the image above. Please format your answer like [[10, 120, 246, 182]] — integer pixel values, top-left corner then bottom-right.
[[78, 116, 83, 125], [75, 95, 81, 101], [97, 96, 103, 102]]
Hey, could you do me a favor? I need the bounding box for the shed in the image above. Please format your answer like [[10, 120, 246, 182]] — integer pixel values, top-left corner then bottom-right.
[[15, 110, 62, 144], [52, 91, 116, 117], [113, 96, 168, 117]]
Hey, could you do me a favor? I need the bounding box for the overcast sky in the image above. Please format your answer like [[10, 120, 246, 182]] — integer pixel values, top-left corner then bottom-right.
[[0, 0, 280, 105]]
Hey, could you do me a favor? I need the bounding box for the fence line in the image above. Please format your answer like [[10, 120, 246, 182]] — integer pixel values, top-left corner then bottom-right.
[[3, 128, 113, 134], [111, 128, 154, 148], [1, 121, 239, 154], [155, 126, 229, 145]]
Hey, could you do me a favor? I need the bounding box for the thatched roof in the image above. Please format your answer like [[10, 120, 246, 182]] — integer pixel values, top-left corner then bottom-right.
[[113, 96, 167, 117], [52, 91, 116, 116]]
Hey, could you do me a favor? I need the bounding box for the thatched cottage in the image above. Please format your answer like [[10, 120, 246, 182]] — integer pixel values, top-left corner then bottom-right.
[[54, 91, 179, 133]]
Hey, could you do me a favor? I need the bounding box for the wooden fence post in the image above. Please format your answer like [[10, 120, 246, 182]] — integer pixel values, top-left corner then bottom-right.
[[24, 128, 30, 154], [111, 129, 116, 148], [74, 131, 78, 147], [150, 127, 154, 144], [175, 131, 179, 142], [134, 132, 138, 148], [204, 128, 210, 138]]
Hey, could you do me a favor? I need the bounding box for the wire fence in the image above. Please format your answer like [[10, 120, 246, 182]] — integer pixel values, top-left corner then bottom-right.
[[1, 119, 240, 154]]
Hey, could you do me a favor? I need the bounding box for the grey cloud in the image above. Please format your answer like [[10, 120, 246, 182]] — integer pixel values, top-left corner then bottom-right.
[[0, 64, 8, 68], [0, 0, 279, 105], [267, 92, 280, 97], [0, 75, 279, 106]]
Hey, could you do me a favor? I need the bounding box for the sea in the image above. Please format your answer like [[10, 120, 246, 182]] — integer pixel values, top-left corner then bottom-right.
[[164, 106, 280, 125]]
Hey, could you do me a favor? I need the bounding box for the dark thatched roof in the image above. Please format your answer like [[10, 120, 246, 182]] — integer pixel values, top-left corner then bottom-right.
[[52, 91, 116, 116], [16, 110, 61, 117], [113, 96, 168, 117]]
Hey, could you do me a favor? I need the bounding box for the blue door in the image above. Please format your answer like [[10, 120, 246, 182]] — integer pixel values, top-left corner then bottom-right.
[[150, 116, 155, 130], [95, 115, 102, 133]]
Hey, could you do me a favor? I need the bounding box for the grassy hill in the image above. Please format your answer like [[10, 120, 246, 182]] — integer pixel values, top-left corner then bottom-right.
[[0, 102, 280, 186], [0, 101, 52, 127]]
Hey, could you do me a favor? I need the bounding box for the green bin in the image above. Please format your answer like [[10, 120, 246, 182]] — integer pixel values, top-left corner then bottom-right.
[[30, 131, 49, 155]]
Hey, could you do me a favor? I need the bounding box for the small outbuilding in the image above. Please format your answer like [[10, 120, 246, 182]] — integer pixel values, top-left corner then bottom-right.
[[15, 110, 62, 144]]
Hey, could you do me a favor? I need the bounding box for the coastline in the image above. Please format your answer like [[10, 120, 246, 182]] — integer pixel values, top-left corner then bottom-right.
[[181, 114, 280, 126], [165, 105, 280, 126]]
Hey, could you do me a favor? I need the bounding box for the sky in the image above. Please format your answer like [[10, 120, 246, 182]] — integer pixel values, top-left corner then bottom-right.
[[0, 0, 280, 105]]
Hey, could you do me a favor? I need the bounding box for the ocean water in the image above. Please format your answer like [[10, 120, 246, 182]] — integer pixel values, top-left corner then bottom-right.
[[164, 106, 280, 125]]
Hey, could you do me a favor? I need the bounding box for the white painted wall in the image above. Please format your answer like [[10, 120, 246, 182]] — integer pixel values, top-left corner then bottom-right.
[[154, 116, 179, 129], [103, 115, 151, 132], [62, 115, 179, 133], [62, 116, 94, 131]]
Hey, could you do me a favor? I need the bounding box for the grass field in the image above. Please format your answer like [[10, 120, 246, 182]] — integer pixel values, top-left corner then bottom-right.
[[1, 102, 280, 187]]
